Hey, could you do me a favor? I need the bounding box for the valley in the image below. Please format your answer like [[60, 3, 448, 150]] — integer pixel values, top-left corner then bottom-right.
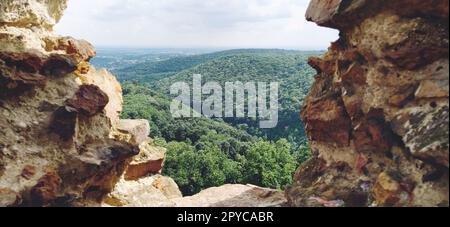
[[91, 48, 321, 195]]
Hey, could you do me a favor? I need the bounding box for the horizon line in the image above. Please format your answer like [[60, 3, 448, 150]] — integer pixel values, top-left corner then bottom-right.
[[93, 46, 328, 52]]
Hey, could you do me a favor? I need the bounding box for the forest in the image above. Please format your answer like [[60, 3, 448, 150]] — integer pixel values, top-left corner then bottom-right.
[[93, 49, 321, 195]]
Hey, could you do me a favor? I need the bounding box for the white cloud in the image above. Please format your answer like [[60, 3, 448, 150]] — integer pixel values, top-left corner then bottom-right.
[[54, 0, 338, 49]]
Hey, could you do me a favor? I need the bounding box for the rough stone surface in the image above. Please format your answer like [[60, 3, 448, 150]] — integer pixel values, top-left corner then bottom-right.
[[173, 184, 288, 207], [3, 0, 286, 208], [125, 143, 166, 180], [0, 0, 142, 207], [103, 175, 182, 207], [65, 84, 109, 116], [0, 0, 68, 29], [115, 119, 151, 146], [288, 0, 449, 207]]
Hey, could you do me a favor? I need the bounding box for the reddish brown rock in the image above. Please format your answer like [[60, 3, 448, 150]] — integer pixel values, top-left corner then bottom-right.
[[342, 95, 363, 119], [308, 56, 336, 75], [305, 0, 365, 29], [30, 171, 62, 206], [302, 98, 351, 146], [0, 52, 44, 73], [286, 157, 369, 207], [341, 63, 366, 86], [45, 37, 96, 63], [306, 0, 381, 29], [40, 54, 78, 76], [125, 160, 165, 181], [353, 109, 395, 153], [355, 153, 369, 174], [66, 85, 109, 116], [125, 145, 166, 181], [391, 0, 449, 19], [384, 36, 449, 70], [0, 52, 47, 94], [291, 158, 327, 188], [0, 51, 83, 78]]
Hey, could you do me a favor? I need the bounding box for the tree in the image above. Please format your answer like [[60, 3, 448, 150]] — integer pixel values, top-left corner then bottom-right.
[[163, 141, 242, 195], [243, 139, 297, 189]]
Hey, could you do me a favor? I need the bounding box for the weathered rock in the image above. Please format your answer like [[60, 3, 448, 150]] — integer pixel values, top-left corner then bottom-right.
[[40, 54, 78, 76], [308, 0, 369, 28], [173, 185, 286, 207], [415, 80, 449, 99], [306, 0, 449, 29], [0, 52, 47, 95], [78, 68, 123, 124], [56, 140, 139, 205], [152, 175, 183, 199], [21, 165, 37, 180], [288, 0, 449, 207], [44, 37, 96, 63], [388, 86, 416, 107], [286, 157, 369, 207], [49, 106, 78, 141], [0, 0, 68, 29], [29, 171, 62, 206], [0, 0, 141, 207], [103, 175, 181, 207], [173, 184, 288, 207], [353, 109, 395, 153], [392, 106, 449, 167], [373, 171, 412, 207], [302, 98, 352, 146], [115, 119, 151, 145], [66, 84, 109, 116], [0, 188, 20, 207], [125, 144, 166, 180]]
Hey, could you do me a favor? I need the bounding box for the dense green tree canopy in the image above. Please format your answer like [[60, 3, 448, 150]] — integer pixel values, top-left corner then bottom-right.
[[96, 49, 319, 195]]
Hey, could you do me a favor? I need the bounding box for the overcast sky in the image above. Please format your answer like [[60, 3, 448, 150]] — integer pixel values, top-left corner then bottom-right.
[[55, 0, 338, 50]]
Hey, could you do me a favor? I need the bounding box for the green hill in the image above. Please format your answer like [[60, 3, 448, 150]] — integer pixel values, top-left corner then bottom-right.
[[121, 83, 303, 195], [115, 49, 317, 83], [97, 49, 320, 195], [149, 51, 319, 149]]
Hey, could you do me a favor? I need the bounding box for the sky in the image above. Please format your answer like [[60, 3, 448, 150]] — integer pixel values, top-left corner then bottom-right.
[[55, 0, 338, 50]]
